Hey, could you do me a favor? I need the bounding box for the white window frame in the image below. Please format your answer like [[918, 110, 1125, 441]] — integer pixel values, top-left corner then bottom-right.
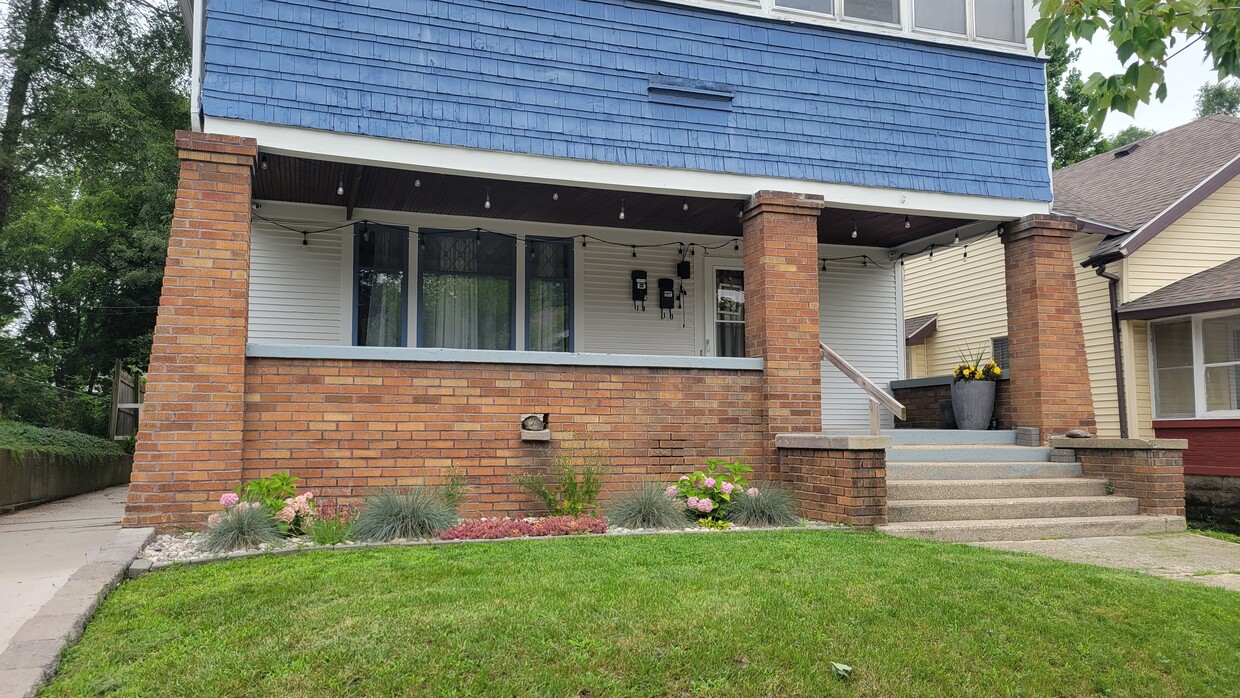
[[700, 258, 747, 358], [1149, 309, 1240, 420], [757, 0, 1031, 51]]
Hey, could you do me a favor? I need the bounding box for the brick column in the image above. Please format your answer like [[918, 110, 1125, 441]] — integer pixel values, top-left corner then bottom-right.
[[1002, 215, 1096, 441], [123, 131, 256, 529], [742, 191, 824, 455]]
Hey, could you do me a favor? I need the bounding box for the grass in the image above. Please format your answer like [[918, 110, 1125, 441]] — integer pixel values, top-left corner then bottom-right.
[[0, 420, 123, 463], [43, 531, 1240, 697], [1189, 526, 1240, 545]]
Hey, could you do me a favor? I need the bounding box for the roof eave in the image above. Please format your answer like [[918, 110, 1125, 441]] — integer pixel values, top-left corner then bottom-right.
[[1117, 297, 1240, 321]]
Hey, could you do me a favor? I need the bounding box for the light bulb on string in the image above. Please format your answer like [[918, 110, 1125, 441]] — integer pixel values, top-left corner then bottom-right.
[[484, 188, 491, 210], [953, 229, 960, 245], [414, 178, 421, 188], [682, 199, 689, 211], [963, 245, 969, 260], [851, 220, 858, 239], [337, 175, 344, 196], [619, 199, 625, 221], [904, 215, 911, 229], [552, 190, 559, 201]]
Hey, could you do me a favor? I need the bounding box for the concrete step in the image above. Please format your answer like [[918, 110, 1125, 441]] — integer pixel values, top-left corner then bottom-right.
[[887, 461, 1082, 481], [888, 478, 1108, 501], [884, 429, 1016, 446], [879, 515, 1186, 543], [887, 445, 1053, 463], [888, 496, 1139, 523]]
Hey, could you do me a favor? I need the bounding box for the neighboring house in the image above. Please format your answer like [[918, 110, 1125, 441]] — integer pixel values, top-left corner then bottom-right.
[[126, 0, 1111, 531], [903, 115, 1240, 518]]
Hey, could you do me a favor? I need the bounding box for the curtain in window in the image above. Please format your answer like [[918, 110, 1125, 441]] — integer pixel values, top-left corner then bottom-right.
[[420, 233, 514, 350], [355, 225, 407, 347], [528, 239, 572, 352]]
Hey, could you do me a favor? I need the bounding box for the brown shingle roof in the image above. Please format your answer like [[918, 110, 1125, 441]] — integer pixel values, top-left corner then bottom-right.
[[1053, 114, 1240, 232], [1117, 256, 1240, 320], [905, 313, 937, 345]]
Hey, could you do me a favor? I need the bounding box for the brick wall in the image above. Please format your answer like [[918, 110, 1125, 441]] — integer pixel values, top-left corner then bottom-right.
[[1002, 215, 1096, 440], [892, 378, 1012, 429], [242, 358, 766, 519], [1153, 419, 1240, 477], [1051, 439, 1186, 516], [124, 131, 256, 529], [774, 435, 887, 528]]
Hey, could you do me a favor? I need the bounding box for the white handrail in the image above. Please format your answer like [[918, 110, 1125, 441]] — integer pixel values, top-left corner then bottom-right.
[[819, 341, 906, 432]]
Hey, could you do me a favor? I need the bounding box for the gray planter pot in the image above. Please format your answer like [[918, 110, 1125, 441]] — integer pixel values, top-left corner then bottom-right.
[[951, 380, 996, 430]]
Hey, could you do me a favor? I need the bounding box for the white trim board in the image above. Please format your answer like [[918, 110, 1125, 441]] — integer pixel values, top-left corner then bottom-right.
[[247, 343, 764, 370], [209, 118, 1050, 222]]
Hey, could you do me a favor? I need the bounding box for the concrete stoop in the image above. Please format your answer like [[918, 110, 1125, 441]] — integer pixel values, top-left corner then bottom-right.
[[878, 430, 1186, 543]]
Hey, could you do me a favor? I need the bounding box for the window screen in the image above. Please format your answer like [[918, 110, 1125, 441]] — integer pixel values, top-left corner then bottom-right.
[[991, 336, 1010, 370]]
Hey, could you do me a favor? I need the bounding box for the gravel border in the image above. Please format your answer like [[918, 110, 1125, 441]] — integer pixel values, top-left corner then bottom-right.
[[0, 527, 154, 698], [133, 522, 851, 575]]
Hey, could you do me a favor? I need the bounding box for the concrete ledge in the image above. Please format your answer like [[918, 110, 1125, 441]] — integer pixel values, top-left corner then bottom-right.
[[1050, 437, 1189, 450], [890, 373, 1011, 390], [519, 430, 551, 442], [775, 434, 891, 451], [0, 527, 154, 698]]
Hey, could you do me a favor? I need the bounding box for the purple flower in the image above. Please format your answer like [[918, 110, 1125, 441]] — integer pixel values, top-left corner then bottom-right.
[[720, 481, 735, 495], [207, 513, 221, 527], [703, 478, 716, 489], [664, 485, 678, 498], [219, 493, 239, 509], [746, 487, 760, 498], [687, 496, 700, 509], [696, 498, 714, 513]]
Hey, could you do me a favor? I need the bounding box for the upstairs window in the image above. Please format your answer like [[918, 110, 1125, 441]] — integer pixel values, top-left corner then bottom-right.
[[976, 0, 1025, 42], [845, 0, 899, 24], [419, 231, 515, 350], [915, 0, 966, 35], [354, 223, 409, 348]]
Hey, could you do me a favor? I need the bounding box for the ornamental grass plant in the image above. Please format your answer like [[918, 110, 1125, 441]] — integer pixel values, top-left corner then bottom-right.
[[199, 502, 283, 553], [725, 485, 801, 528], [606, 482, 691, 529], [352, 488, 459, 541]]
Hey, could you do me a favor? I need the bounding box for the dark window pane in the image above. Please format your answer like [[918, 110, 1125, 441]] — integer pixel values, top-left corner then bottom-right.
[[422, 234, 514, 275], [715, 269, 745, 358], [845, 0, 899, 24], [419, 232, 514, 350], [355, 225, 407, 347], [529, 279, 570, 352], [775, 0, 833, 14]]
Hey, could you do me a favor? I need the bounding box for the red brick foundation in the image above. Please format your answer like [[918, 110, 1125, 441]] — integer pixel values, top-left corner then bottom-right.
[[1003, 215, 1096, 441], [124, 131, 256, 528], [1050, 438, 1187, 516], [242, 358, 765, 519], [774, 434, 888, 528]]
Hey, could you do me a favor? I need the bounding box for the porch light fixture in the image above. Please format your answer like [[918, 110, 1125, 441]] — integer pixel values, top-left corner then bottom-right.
[[336, 175, 344, 196], [484, 187, 491, 209], [904, 215, 911, 229]]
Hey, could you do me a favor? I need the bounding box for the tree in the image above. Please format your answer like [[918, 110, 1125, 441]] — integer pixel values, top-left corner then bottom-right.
[[1031, 0, 1240, 127], [1046, 40, 1106, 168], [1098, 125, 1157, 152], [1195, 80, 1240, 116]]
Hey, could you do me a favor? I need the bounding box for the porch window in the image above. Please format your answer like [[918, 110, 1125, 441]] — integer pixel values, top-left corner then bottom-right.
[[715, 269, 746, 358], [527, 237, 573, 352], [354, 223, 409, 347], [1153, 320, 1195, 417], [419, 231, 515, 350], [1202, 314, 1240, 412]]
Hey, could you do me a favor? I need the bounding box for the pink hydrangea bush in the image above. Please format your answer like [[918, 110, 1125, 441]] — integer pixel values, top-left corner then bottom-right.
[[672, 459, 754, 523], [277, 492, 315, 533], [439, 515, 607, 541]]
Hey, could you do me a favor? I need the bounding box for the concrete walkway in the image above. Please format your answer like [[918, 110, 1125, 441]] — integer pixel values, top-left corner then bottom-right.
[[0, 486, 129, 654], [980, 533, 1240, 591]]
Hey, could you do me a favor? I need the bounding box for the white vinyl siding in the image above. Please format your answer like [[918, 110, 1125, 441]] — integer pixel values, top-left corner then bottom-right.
[[820, 259, 902, 433], [248, 220, 345, 344]]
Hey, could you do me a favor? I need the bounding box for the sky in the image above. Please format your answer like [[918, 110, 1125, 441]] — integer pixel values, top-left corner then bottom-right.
[[1073, 37, 1220, 137]]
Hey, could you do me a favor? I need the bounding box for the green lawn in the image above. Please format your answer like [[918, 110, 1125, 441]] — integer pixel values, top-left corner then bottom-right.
[[44, 531, 1240, 697]]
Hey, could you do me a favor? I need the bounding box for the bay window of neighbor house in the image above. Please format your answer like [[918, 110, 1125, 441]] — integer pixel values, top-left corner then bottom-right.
[[418, 231, 515, 350], [354, 223, 409, 347], [1152, 312, 1240, 418]]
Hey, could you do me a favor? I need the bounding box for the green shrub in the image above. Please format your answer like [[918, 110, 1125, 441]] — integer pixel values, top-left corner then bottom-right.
[[352, 488, 458, 542], [200, 503, 283, 553], [514, 451, 606, 516], [305, 501, 357, 545], [606, 483, 690, 529], [0, 420, 124, 465], [234, 472, 298, 515], [726, 486, 801, 528]]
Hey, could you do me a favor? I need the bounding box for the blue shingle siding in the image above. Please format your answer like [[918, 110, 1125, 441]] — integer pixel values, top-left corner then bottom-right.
[[202, 0, 1052, 202]]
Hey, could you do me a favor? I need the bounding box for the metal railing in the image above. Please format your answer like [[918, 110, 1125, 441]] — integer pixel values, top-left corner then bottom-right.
[[820, 341, 906, 435]]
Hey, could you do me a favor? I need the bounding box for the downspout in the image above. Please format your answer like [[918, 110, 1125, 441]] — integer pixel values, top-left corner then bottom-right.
[[1095, 265, 1128, 438]]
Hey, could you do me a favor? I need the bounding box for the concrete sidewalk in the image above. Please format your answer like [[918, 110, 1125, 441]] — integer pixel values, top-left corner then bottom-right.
[[0, 486, 129, 653], [980, 532, 1240, 591]]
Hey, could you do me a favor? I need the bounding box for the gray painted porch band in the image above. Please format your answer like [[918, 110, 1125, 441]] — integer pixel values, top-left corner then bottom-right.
[[890, 374, 1011, 390], [246, 343, 764, 371]]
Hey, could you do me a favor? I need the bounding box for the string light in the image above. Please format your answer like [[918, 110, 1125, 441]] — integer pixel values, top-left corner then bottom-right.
[[963, 245, 968, 260], [904, 214, 911, 229], [336, 175, 344, 196], [682, 198, 689, 211], [820, 259, 826, 271], [260, 154, 268, 170], [631, 245, 637, 258], [484, 187, 491, 209], [414, 177, 421, 188], [552, 190, 559, 201], [929, 245, 934, 259], [733, 239, 739, 251], [953, 229, 960, 245], [862, 257, 868, 267], [851, 219, 858, 239], [581, 235, 587, 248], [619, 199, 626, 221]]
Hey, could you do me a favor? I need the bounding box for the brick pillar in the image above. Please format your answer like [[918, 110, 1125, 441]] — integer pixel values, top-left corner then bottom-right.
[[742, 191, 824, 462], [1002, 214, 1096, 441], [123, 131, 256, 529]]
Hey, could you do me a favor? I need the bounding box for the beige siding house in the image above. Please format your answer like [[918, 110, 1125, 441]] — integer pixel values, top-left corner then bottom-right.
[[902, 115, 1240, 508]]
